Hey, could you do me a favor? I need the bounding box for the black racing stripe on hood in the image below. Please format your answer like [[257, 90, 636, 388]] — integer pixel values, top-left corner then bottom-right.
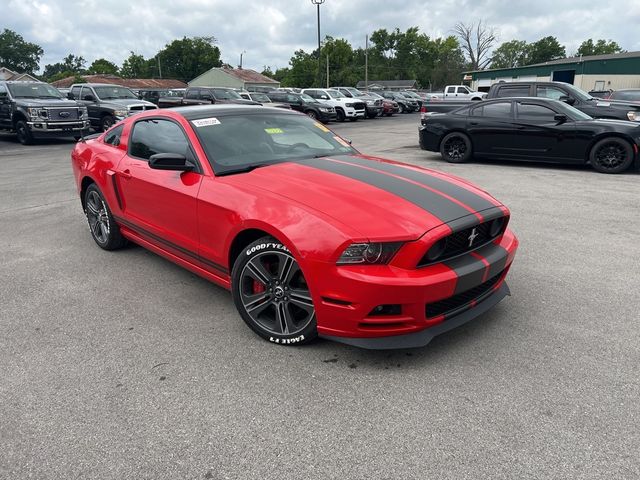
[[341, 156, 498, 213], [301, 157, 472, 223]]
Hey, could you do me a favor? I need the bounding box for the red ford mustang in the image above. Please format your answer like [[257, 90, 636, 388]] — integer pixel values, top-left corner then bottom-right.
[[71, 105, 518, 349]]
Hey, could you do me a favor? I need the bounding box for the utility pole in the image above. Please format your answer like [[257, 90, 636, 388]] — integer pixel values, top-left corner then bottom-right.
[[326, 53, 329, 88], [157, 55, 162, 79], [239, 50, 246, 69], [311, 0, 325, 87], [365, 34, 368, 90]]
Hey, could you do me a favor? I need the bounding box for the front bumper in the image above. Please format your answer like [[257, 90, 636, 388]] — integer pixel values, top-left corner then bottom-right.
[[317, 110, 338, 122], [344, 108, 366, 118], [310, 228, 518, 348], [365, 105, 383, 116], [27, 120, 91, 138]]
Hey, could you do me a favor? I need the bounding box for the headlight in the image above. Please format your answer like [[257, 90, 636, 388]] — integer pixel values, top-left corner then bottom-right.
[[366, 100, 374, 105], [345, 102, 355, 107], [337, 242, 403, 265], [319, 107, 329, 112], [627, 111, 640, 121], [27, 107, 48, 119], [114, 109, 128, 117], [79, 107, 88, 119]]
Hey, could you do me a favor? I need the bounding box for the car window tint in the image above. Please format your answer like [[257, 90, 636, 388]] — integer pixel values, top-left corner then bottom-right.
[[517, 103, 557, 122], [71, 86, 82, 98], [186, 89, 199, 99], [104, 125, 124, 146], [495, 86, 529, 97], [611, 91, 640, 101], [129, 119, 189, 160], [479, 102, 512, 117], [80, 86, 94, 100], [537, 86, 566, 100]]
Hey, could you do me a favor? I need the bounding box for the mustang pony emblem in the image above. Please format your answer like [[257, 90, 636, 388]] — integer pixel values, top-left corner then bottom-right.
[[468, 227, 479, 247]]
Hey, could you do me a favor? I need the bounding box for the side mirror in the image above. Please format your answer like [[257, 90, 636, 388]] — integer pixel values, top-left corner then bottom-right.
[[67, 92, 75, 100], [554, 114, 568, 124], [559, 95, 575, 105], [149, 153, 195, 172], [83, 94, 95, 101]]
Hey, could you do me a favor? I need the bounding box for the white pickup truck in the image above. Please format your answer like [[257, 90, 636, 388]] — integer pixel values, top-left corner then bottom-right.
[[426, 85, 486, 101], [301, 88, 366, 122]]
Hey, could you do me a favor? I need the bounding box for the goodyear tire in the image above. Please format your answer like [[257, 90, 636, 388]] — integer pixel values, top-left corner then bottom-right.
[[84, 183, 126, 250], [440, 132, 472, 163], [231, 236, 317, 346]]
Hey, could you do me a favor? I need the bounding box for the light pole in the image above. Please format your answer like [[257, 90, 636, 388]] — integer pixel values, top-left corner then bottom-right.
[[239, 50, 246, 69], [311, 0, 325, 86]]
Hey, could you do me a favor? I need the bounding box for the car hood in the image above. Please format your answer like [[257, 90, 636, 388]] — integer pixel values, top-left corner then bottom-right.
[[16, 98, 81, 107], [576, 118, 640, 130], [224, 154, 504, 240], [590, 98, 640, 110]]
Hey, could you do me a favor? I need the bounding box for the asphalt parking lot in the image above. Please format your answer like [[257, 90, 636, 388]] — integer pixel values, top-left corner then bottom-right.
[[1, 113, 639, 480]]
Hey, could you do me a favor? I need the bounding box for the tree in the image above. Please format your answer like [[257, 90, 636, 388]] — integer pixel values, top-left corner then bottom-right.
[[453, 21, 496, 70], [43, 54, 86, 81], [87, 58, 119, 75], [281, 49, 317, 87], [576, 39, 623, 57], [261, 66, 275, 78], [156, 36, 221, 81], [490, 40, 530, 69], [528, 36, 565, 64], [120, 52, 153, 78], [0, 28, 43, 73]]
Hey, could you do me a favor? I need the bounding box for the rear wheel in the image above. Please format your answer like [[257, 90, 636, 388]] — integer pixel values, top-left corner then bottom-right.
[[15, 120, 34, 145], [589, 137, 634, 173], [440, 132, 472, 163], [84, 184, 126, 250], [231, 237, 317, 346]]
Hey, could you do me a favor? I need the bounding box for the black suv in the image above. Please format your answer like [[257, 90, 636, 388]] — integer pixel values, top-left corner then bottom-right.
[[68, 83, 157, 131], [265, 92, 337, 122], [0, 81, 89, 144]]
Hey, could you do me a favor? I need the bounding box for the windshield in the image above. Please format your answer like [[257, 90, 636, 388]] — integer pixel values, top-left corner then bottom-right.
[[251, 93, 272, 102], [327, 89, 346, 98], [212, 88, 242, 100], [299, 93, 317, 103], [610, 90, 640, 102], [366, 92, 383, 99], [95, 86, 137, 100], [553, 100, 593, 121], [191, 113, 357, 175], [7, 83, 63, 99], [403, 91, 420, 98], [562, 83, 593, 101]]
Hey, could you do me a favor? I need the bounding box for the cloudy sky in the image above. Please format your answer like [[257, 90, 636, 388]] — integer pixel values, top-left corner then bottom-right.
[[5, 0, 640, 74]]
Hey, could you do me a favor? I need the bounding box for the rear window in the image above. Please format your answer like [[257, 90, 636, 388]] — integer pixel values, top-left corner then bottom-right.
[[495, 86, 530, 98]]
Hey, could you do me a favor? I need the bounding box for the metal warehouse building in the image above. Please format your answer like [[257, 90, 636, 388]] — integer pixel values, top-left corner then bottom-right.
[[464, 51, 640, 92]]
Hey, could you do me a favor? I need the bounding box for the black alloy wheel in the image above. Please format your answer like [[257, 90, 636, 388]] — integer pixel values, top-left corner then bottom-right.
[[590, 137, 634, 174], [335, 108, 346, 122], [84, 184, 126, 250], [232, 237, 317, 345], [101, 115, 116, 132], [15, 120, 34, 145], [306, 110, 318, 120], [440, 132, 472, 163]]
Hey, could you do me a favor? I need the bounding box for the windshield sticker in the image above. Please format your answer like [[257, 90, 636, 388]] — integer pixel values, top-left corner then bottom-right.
[[192, 118, 221, 127], [596, 102, 611, 107], [314, 122, 330, 132], [264, 128, 283, 134], [333, 136, 350, 148]]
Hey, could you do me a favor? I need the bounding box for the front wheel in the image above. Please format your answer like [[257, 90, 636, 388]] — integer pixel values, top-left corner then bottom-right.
[[231, 237, 317, 346], [305, 110, 318, 120], [335, 108, 346, 122], [589, 137, 634, 173], [15, 120, 34, 145], [440, 132, 472, 163], [101, 115, 116, 132], [398, 103, 405, 114]]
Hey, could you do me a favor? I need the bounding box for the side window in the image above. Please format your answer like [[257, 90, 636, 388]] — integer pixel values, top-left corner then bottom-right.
[[477, 102, 512, 118], [459, 87, 471, 94], [536, 86, 566, 100], [186, 89, 199, 99], [517, 103, 558, 122], [80, 86, 94, 101], [200, 90, 213, 101], [495, 86, 530, 98], [305, 90, 318, 98], [287, 94, 299, 103], [0, 84, 7, 99], [104, 125, 124, 146], [71, 86, 82, 99], [446, 86, 455, 93], [129, 119, 190, 161]]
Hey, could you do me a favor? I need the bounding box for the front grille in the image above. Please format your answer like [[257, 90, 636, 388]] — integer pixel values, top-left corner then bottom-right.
[[418, 218, 506, 267], [47, 107, 79, 120], [426, 271, 503, 319], [375, 99, 383, 106], [128, 104, 157, 112], [352, 102, 366, 110]]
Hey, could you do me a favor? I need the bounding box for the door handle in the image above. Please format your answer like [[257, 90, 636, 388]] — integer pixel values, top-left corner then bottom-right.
[[470, 122, 479, 126], [120, 169, 132, 180]]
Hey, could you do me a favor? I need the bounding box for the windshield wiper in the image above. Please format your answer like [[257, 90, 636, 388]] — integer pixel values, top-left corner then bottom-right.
[[217, 163, 269, 176]]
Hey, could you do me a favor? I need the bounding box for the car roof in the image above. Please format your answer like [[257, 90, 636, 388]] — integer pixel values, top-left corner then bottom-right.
[[168, 104, 300, 120], [72, 83, 133, 87]]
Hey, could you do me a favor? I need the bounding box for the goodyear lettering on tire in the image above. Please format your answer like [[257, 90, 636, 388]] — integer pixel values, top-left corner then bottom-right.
[[246, 243, 290, 256]]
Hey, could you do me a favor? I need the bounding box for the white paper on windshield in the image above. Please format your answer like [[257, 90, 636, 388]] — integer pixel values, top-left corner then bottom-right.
[[596, 102, 611, 107], [192, 118, 221, 127]]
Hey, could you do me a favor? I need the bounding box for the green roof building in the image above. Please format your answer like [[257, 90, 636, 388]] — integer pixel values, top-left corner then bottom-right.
[[463, 51, 640, 92]]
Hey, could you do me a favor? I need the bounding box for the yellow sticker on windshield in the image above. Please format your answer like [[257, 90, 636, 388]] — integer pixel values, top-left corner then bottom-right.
[[314, 122, 330, 132], [265, 128, 283, 134]]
